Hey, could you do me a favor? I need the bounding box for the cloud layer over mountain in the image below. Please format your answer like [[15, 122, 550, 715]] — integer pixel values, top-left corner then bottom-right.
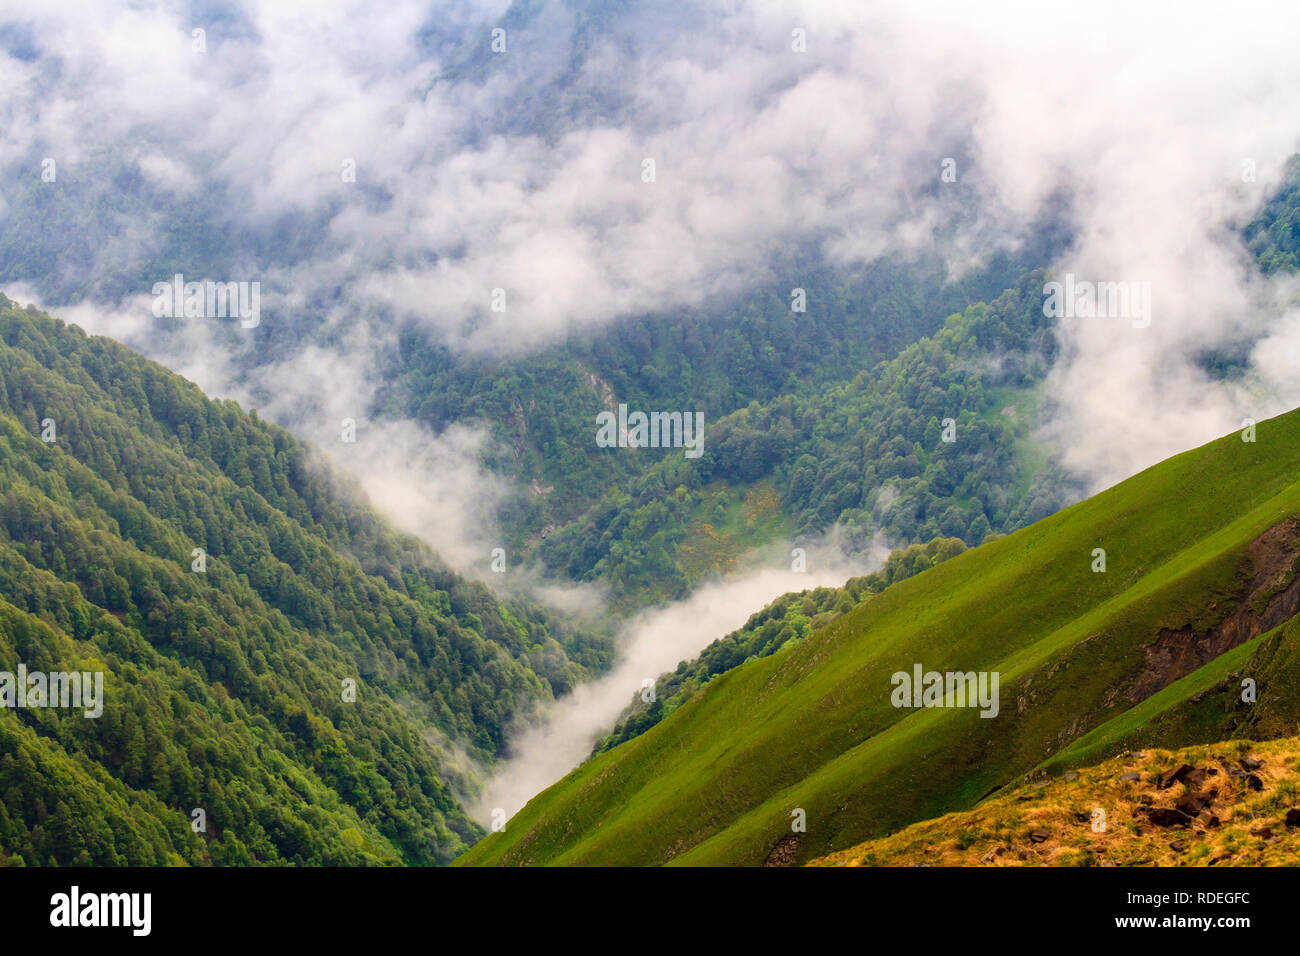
[[5, 0, 1300, 819], [4, 1, 1300, 492]]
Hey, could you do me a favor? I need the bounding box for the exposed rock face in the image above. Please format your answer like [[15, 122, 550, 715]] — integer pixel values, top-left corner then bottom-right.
[[1159, 764, 1197, 789], [763, 834, 801, 867], [1175, 790, 1216, 817], [1228, 770, 1266, 791], [1138, 807, 1191, 828], [1130, 517, 1300, 704]]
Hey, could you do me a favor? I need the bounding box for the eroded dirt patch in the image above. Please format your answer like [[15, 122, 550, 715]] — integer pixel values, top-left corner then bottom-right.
[[1129, 516, 1300, 703]]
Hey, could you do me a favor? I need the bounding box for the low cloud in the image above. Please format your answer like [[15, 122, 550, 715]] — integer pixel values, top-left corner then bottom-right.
[[10, 283, 517, 581], [5, 2, 1299, 492], [474, 529, 888, 822]]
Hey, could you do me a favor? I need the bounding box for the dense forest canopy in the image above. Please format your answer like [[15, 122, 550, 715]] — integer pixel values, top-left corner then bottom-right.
[[0, 300, 609, 865]]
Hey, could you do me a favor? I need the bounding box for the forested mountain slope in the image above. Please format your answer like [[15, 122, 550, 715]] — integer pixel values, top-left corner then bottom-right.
[[471, 159, 1300, 611], [458, 406, 1300, 866], [444, 265, 1077, 611], [0, 298, 607, 865]]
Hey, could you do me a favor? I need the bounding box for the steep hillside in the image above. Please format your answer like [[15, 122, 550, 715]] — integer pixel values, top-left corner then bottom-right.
[[458, 406, 1300, 866], [811, 737, 1300, 867], [0, 298, 608, 865], [593, 536, 967, 755]]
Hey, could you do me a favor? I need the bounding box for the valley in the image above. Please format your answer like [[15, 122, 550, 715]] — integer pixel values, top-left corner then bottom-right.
[[1, 3, 1299, 897]]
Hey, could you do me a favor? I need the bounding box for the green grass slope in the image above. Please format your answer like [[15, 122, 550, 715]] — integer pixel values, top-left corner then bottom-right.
[[592, 536, 968, 756], [458, 407, 1300, 866]]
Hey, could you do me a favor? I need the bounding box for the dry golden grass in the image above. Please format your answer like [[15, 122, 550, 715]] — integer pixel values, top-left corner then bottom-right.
[[810, 736, 1300, 867]]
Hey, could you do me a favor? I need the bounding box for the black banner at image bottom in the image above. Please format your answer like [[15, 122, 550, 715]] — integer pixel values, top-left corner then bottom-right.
[[0, 864, 1273, 943]]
